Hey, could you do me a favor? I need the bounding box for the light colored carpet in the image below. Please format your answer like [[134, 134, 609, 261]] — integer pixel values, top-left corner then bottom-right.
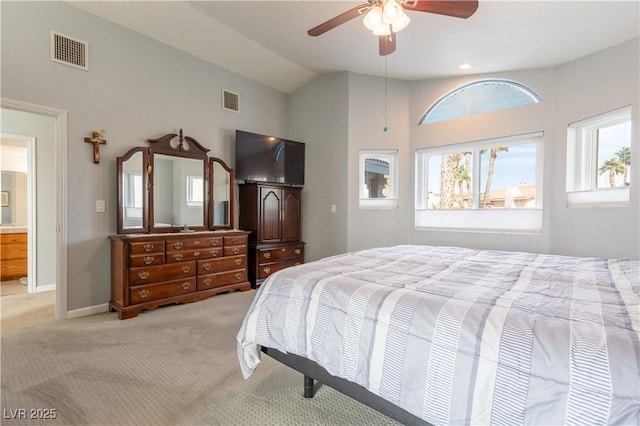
[[1, 290, 398, 425]]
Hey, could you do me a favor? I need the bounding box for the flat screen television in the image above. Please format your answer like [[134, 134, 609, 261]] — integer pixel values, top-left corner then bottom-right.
[[235, 130, 305, 186]]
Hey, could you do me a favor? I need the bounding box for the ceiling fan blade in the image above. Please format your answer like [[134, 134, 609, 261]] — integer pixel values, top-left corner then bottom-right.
[[403, 1, 479, 19], [379, 31, 396, 56], [308, 3, 369, 36]]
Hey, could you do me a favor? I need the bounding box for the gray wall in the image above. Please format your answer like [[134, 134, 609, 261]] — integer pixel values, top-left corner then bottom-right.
[[289, 73, 349, 261], [1, 1, 289, 310], [551, 38, 640, 258]]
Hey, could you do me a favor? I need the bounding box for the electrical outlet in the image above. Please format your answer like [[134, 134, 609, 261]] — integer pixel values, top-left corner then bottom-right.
[[96, 200, 106, 213]]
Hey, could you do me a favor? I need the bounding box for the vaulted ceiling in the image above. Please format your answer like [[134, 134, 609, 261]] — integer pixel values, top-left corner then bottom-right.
[[68, 1, 640, 93]]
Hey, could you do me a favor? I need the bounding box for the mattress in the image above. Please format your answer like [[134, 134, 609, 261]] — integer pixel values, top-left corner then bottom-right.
[[237, 245, 640, 425]]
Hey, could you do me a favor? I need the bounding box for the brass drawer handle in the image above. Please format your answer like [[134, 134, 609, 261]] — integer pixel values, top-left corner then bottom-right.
[[202, 277, 212, 286], [181, 282, 191, 290], [210, 240, 218, 247], [281, 248, 286, 252], [210, 250, 218, 257], [233, 238, 240, 244], [181, 265, 191, 273], [235, 258, 242, 266], [232, 247, 240, 254], [235, 273, 242, 280], [263, 266, 271, 274], [203, 263, 211, 271], [295, 262, 301, 266], [294, 248, 301, 255], [194, 240, 200, 246], [143, 256, 154, 265], [138, 289, 150, 298], [173, 253, 183, 261], [194, 251, 200, 257], [263, 252, 271, 259], [173, 241, 183, 249], [138, 271, 150, 280], [143, 243, 154, 252]]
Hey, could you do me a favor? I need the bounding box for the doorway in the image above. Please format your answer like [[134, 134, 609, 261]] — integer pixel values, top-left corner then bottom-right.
[[1, 98, 67, 319], [0, 133, 35, 295]]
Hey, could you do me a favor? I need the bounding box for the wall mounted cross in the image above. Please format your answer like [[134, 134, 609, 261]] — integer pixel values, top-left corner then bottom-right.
[[84, 129, 107, 164]]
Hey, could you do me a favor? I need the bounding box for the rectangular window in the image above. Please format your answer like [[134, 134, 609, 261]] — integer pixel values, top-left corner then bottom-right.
[[186, 175, 203, 207], [124, 172, 143, 219], [359, 150, 398, 208], [415, 132, 543, 233], [566, 106, 631, 207]]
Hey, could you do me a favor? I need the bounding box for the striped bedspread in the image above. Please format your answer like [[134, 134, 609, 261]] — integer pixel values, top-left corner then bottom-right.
[[237, 245, 640, 425]]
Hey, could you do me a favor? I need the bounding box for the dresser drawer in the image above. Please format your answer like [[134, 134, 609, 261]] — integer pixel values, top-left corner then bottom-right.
[[166, 237, 223, 251], [258, 244, 304, 264], [224, 245, 247, 256], [166, 248, 219, 263], [129, 277, 196, 304], [224, 235, 247, 246], [129, 261, 196, 285], [197, 255, 246, 275], [198, 269, 247, 290], [258, 258, 303, 280], [129, 253, 165, 267], [129, 241, 165, 255]]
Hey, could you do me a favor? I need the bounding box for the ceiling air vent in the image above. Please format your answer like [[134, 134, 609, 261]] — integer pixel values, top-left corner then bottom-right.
[[50, 31, 89, 71], [222, 89, 239, 113]]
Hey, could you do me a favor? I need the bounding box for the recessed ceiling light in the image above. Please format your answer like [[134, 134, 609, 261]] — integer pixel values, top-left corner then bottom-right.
[[459, 63, 472, 70]]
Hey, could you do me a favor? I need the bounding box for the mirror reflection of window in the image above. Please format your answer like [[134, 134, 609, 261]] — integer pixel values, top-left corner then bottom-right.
[[186, 175, 203, 207], [124, 172, 143, 219]]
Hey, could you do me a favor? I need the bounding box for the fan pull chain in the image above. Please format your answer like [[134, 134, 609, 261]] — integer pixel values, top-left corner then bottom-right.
[[383, 56, 388, 132]]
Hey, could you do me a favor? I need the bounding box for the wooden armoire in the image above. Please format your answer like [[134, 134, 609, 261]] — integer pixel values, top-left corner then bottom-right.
[[238, 182, 305, 287]]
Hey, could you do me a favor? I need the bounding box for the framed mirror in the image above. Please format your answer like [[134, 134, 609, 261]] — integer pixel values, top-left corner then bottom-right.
[[117, 147, 148, 234], [116, 129, 236, 234], [209, 157, 234, 229], [150, 153, 207, 232]]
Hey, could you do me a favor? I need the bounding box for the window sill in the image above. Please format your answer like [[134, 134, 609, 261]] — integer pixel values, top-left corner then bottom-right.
[[359, 199, 398, 209], [415, 208, 542, 233], [566, 188, 629, 208]]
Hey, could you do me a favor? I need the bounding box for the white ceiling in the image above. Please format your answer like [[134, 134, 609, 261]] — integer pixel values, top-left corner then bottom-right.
[[68, 1, 640, 94]]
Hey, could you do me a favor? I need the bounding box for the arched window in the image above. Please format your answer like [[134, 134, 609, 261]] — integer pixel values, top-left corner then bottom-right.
[[420, 79, 541, 125]]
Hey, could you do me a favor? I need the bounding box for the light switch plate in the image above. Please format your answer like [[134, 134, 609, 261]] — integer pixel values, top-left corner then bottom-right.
[[96, 199, 106, 213]]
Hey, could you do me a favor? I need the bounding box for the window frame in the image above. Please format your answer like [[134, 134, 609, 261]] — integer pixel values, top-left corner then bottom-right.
[[415, 132, 544, 233], [566, 106, 631, 208], [359, 149, 399, 209], [186, 175, 204, 208]]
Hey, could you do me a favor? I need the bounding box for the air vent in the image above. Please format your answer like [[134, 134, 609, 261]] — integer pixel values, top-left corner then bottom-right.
[[222, 89, 239, 113], [50, 31, 89, 71]]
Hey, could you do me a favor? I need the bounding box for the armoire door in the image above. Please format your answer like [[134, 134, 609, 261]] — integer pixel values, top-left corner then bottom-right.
[[281, 188, 301, 242], [259, 186, 282, 243]]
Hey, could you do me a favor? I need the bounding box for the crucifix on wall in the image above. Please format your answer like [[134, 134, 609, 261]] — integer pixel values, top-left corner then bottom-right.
[[84, 129, 107, 164]]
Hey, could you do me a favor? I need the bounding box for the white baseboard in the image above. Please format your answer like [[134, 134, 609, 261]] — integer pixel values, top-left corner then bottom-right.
[[35, 285, 56, 293], [67, 303, 109, 319]]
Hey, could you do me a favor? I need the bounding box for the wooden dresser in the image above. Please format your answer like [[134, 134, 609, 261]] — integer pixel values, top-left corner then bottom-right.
[[0, 232, 27, 280], [109, 230, 250, 319]]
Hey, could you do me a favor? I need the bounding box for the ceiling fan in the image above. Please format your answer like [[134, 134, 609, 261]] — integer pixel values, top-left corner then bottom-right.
[[308, 0, 479, 56]]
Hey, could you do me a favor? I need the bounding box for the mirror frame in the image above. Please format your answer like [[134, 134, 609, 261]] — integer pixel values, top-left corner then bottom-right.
[[208, 157, 235, 230], [116, 130, 236, 234], [116, 147, 148, 234]]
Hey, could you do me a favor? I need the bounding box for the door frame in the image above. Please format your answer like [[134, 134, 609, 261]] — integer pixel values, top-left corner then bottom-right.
[[1, 97, 68, 320]]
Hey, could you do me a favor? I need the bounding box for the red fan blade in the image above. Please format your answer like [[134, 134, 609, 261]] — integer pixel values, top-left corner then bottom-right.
[[379, 31, 396, 56], [308, 3, 370, 36], [402, 1, 479, 19]]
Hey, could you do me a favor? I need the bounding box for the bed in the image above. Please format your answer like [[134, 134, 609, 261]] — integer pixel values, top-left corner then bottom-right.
[[237, 245, 640, 425]]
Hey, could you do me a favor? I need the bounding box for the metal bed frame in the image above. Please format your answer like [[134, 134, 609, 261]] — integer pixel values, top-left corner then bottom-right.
[[262, 346, 431, 426]]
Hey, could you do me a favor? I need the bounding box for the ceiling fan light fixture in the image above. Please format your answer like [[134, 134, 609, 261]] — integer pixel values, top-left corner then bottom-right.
[[363, 6, 383, 31], [365, 0, 410, 35]]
